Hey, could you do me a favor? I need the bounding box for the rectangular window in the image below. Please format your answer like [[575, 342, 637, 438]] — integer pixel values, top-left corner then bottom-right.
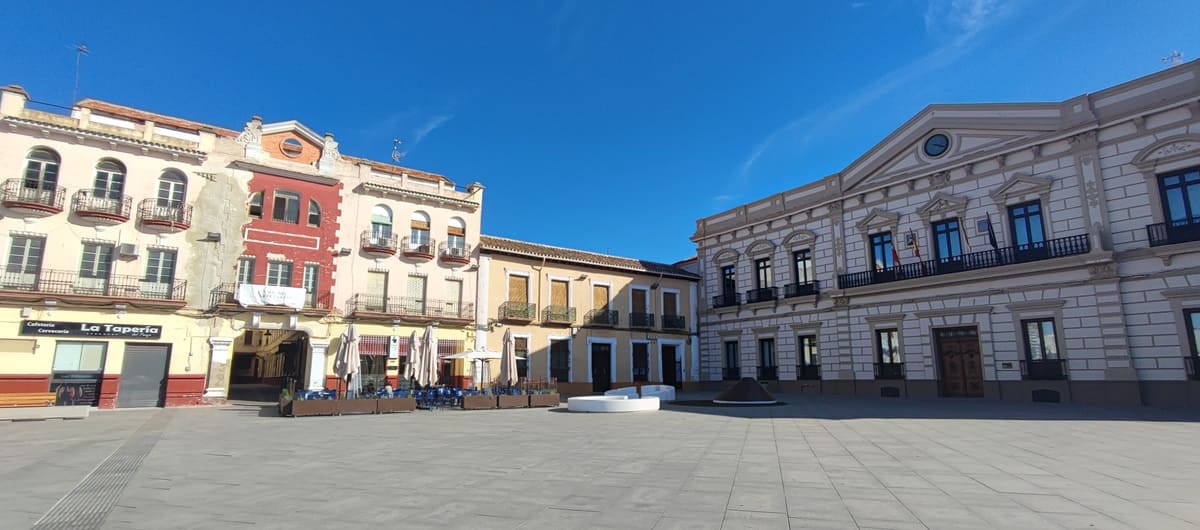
[[266, 261, 293, 287], [793, 249, 812, 285], [237, 258, 255, 285], [6, 236, 44, 288], [723, 341, 739, 380], [932, 218, 963, 260], [302, 264, 319, 307], [632, 342, 649, 382], [758, 338, 777, 380], [876, 329, 900, 364], [507, 275, 528, 303], [144, 249, 177, 284], [77, 243, 113, 296], [50, 341, 106, 406], [1022, 318, 1059, 361], [662, 291, 678, 316], [514, 337, 529, 379], [798, 335, 818, 366], [52, 341, 107, 372], [550, 339, 570, 383], [721, 265, 736, 295], [755, 258, 772, 289], [1008, 201, 1045, 249], [405, 275, 427, 315], [444, 279, 463, 317], [307, 200, 321, 226], [1159, 168, 1200, 226], [365, 271, 388, 311], [272, 191, 301, 223], [870, 232, 895, 271]]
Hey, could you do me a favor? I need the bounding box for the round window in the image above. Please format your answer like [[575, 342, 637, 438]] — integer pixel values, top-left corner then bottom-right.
[[923, 133, 950, 158], [280, 138, 304, 157]]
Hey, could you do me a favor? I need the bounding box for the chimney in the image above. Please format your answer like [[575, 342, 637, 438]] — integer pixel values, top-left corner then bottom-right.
[[0, 85, 29, 117]]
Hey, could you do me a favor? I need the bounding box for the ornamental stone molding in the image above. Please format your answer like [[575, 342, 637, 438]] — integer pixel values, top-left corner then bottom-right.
[[1132, 134, 1200, 170], [711, 248, 739, 266], [855, 208, 900, 232], [989, 172, 1053, 205], [1088, 262, 1118, 280], [781, 229, 818, 248], [745, 239, 775, 257], [917, 192, 969, 222]]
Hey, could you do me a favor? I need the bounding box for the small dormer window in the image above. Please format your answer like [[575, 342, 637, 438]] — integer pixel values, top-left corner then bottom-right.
[[280, 138, 304, 158]]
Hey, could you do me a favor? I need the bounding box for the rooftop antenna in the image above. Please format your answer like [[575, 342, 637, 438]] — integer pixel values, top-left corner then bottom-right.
[[71, 42, 90, 103], [391, 138, 405, 162], [1162, 50, 1183, 67]]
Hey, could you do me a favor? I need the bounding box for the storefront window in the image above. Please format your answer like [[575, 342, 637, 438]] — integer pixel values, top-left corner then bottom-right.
[[50, 341, 107, 406]]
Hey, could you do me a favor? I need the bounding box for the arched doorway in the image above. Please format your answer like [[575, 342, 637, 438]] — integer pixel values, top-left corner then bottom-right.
[[227, 329, 310, 402]]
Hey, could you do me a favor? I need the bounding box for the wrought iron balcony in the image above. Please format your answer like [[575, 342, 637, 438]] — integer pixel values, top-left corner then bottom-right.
[[361, 231, 398, 255], [711, 292, 740, 309], [745, 286, 777, 304], [629, 312, 655, 329], [542, 305, 576, 325], [797, 364, 822, 380], [757, 366, 778, 381], [439, 242, 472, 264], [722, 367, 740, 381], [838, 234, 1091, 289], [71, 190, 130, 222], [2, 179, 64, 213], [499, 301, 537, 321], [661, 314, 686, 331], [1, 268, 186, 302], [784, 281, 818, 298], [1148, 220, 1200, 247], [585, 309, 618, 327], [137, 199, 192, 230], [874, 362, 905, 380], [401, 237, 436, 259], [345, 293, 473, 320], [1021, 359, 1068, 381]]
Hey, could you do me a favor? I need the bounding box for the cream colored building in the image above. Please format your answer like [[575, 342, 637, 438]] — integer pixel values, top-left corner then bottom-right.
[[693, 61, 1200, 407], [476, 235, 699, 395]]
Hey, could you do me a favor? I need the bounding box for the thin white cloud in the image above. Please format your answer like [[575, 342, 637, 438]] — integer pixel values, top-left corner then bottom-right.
[[411, 114, 453, 144]]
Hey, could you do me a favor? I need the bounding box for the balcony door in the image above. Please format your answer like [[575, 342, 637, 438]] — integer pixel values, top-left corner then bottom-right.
[[1009, 201, 1046, 262], [141, 249, 177, 299], [935, 327, 982, 397], [444, 279, 463, 318], [1158, 168, 1200, 243], [405, 275, 426, 315], [5, 236, 44, 290], [549, 279, 569, 319], [631, 287, 648, 325], [76, 243, 113, 294], [932, 218, 964, 273], [366, 271, 388, 311]]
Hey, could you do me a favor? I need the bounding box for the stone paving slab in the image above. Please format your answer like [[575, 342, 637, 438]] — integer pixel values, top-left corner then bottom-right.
[[1, 393, 1200, 529]]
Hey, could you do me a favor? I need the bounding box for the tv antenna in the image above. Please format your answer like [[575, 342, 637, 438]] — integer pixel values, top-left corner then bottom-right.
[[71, 42, 90, 103], [391, 138, 405, 162], [1162, 50, 1183, 67]]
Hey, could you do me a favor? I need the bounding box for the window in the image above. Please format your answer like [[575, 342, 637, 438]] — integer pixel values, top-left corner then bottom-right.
[[248, 192, 264, 218], [266, 261, 293, 287], [237, 258, 255, 285], [272, 191, 301, 223], [755, 258, 772, 289], [5, 236, 44, 288], [932, 218, 963, 260], [723, 341, 739, 380], [447, 217, 466, 250], [23, 148, 60, 190], [405, 275, 427, 314], [870, 232, 895, 271], [51, 342, 106, 406], [144, 248, 177, 285], [79, 243, 113, 280], [793, 249, 812, 285], [444, 279, 464, 317], [410, 211, 431, 249], [798, 335, 820, 380], [758, 338, 777, 380], [157, 170, 187, 208], [632, 342, 649, 382], [876, 329, 900, 364], [93, 159, 125, 200], [721, 265, 736, 295], [1159, 168, 1200, 227], [550, 339, 570, 382], [1022, 319, 1059, 361], [371, 205, 393, 238], [302, 264, 319, 307], [307, 199, 321, 226], [1009, 201, 1045, 250], [514, 337, 529, 380]]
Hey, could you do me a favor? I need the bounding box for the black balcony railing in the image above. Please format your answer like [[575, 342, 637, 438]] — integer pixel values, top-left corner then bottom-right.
[[1, 268, 186, 302], [661, 314, 686, 331], [500, 301, 537, 321], [2, 179, 65, 212], [361, 231, 399, 254], [1147, 220, 1200, 247], [722, 367, 740, 381], [71, 190, 131, 221], [797, 365, 821, 380], [757, 366, 778, 381], [838, 234, 1091, 289], [137, 199, 192, 229], [1021, 359, 1068, 381], [784, 281, 819, 298], [401, 237, 435, 258], [712, 292, 740, 309], [542, 305, 576, 324], [585, 309, 618, 326], [438, 242, 472, 263], [212, 283, 338, 312], [745, 286, 778, 304], [630, 312, 655, 329], [874, 362, 905, 380], [344, 293, 473, 319]]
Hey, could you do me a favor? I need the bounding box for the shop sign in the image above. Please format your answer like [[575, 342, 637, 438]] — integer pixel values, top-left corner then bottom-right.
[[19, 320, 163, 339]]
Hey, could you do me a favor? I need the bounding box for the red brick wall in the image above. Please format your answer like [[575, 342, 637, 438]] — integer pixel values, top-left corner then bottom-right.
[[262, 132, 322, 165], [164, 374, 207, 406]]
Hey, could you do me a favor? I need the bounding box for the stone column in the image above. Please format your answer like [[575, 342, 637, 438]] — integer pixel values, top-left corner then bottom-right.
[[308, 340, 330, 391], [203, 337, 234, 399]]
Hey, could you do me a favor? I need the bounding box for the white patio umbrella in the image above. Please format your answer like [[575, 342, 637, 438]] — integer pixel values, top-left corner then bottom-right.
[[445, 349, 502, 389], [499, 328, 518, 387], [419, 323, 437, 387], [404, 330, 420, 385], [333, 323, 362, 397]]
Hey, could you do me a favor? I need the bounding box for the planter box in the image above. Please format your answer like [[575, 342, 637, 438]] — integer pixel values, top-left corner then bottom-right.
[[462, 395, 496, 410], [340, 399, 379, 415], [529, 394, 561, 408], [497, 394, 528, 409], [286, 398, 340, 417], [377, 397, 416, 414]]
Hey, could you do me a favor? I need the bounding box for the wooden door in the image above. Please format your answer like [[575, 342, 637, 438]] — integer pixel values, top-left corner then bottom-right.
[[936, 328, 983, 397], [662, 291, 678, 316], [591, 343, 611, 392], [661, 344, 680, 388], [631, 288, 647, 314]]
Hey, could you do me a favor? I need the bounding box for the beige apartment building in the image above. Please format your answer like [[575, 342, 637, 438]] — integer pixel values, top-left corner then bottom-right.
[[693, 60, 1200, 407], [477, 235, 700, 395]]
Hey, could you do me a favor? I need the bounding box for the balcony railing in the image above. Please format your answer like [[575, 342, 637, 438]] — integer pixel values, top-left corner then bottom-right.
[[661, 314, 686, 331], [439, 242, 472, 264], [585, 309, 618, 327], [360, 231, 398, 255], [1, 269, 186, 302], [542, 305, 576, 324], [745, 286, 778, 304], [838, 234, 1091, 289], [1021, 359, 1068, 381], [722, 367, 740, 381], [2, 179, 64, 213], [784, 281, 819, 298], [629, 312, 655, 329], [500, 301, 537, 321], [1148, 220, 1200, 247], [137, 199, 192, 230], [797, 364, 821, 380], [712, 292, 739, 309], [401, 237, 436, 259], [211, 283, 334, 311], [757, 366, 778, 381], [71, 190, 130, 222], [874, 362, 905, 380], [345, 293, 474, 320]]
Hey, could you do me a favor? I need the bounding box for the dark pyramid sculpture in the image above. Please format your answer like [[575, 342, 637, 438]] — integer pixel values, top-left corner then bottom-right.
[[713, 377, 778, 405]]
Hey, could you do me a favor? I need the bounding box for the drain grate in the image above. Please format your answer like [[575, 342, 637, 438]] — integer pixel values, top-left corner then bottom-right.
[[32, 410, 173, 530]]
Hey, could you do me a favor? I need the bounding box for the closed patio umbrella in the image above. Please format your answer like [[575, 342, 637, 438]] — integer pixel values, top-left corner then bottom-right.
[[419, 323, 437, 387], [334, 323, 362, 397], [499, 328, 518, 387], [405, 330, 420, 385]]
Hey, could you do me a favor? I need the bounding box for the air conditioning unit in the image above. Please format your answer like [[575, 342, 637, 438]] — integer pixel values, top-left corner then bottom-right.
[[388, 335, 401, 359], [118, 243, 140, 257]]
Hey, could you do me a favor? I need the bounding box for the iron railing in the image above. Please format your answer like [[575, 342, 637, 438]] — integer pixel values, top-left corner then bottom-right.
[[585, 309, 618, 326], [629, 312, 655, 329], [212, 283, 335, 311], [438, 242, 472, 262], [838, 234, 1091, 289], [1020, 359, 1068, 381], [722, 367, 740, 381], [1148, 220, 1200, 247], [137, 199, 192, 229], [661, 314, 686, 331], [71, 190, 131, 220], [360, 231, 399, 253], [797, 364, 821, 380], [874, 362, 905, 380], [712, 292, 739, 309], [757, 366, 778, 381], [401, 236, 436, 258], [1, 268, 186, 301], [2, 179, 65, 211], [784, 281, 818, 298], [542, 305, 575, 324], [345, 293, 473, 319], [745, 286, 778, 304], [499, 301, 537, 321]]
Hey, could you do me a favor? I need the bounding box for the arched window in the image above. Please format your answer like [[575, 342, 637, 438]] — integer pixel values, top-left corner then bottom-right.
[[447, 217, 466, 250], [371, 205, 393, 237], [24, 148, 60, 190], [156, 169, 187, 208], [308, 199, 322, 226], [410, 211, 431, 247], [248, 191, 264, 218], [93, 159, 125, 200]]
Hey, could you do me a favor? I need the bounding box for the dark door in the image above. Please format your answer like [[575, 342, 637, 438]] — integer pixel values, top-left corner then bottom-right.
[[117, 344, 170, 408], [591, 343, 611, 393], [935, 328, 983, 398], [661, 344, 680, 389]]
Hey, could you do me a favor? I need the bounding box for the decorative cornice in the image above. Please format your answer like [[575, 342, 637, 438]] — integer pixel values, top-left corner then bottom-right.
[[917, 192, 969, 220], [745, 239, 775, 257], [855, 208, 900, 232], [1161, 286, 1200, 300], [1005, 299, 1066, 312], [863, 312, 906, 323], [789, 321, 823, 331], [781, 229, 818, 248], [913, 305, 993, 319], [1132, 134, 1200, 170], [990, 173, 1053, 204], [753, 326, 779, 336]]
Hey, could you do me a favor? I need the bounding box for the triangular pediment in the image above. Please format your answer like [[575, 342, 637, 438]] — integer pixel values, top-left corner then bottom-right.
[[855, 208, 900, 232], [917, 192, 968, 219], [781, 229, 817, 248], [990, 173, 1053, 203]]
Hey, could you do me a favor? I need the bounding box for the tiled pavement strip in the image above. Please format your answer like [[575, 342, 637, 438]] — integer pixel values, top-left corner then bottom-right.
[[2, 393, 1200, 529]]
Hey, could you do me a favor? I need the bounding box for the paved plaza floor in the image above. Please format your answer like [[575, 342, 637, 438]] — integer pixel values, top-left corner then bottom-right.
[[3, 393, 1200, 529]]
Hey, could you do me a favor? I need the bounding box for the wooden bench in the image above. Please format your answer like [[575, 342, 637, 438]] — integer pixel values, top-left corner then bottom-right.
[[0, 392, 56, 407]]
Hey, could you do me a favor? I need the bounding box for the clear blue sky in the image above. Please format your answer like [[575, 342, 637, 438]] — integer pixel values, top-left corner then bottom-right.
[[2, 1, 1197, 264]]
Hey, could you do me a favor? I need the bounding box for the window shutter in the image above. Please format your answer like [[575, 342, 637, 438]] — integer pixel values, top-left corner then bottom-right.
[[550, 280, 568, 307], [508, 276, 528, 303]]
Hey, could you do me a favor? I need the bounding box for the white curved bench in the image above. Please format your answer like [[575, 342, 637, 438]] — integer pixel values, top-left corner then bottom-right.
[[567, 395, 660, 413], [604, 387, 639, 398], [638, 384, 676, 402]]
